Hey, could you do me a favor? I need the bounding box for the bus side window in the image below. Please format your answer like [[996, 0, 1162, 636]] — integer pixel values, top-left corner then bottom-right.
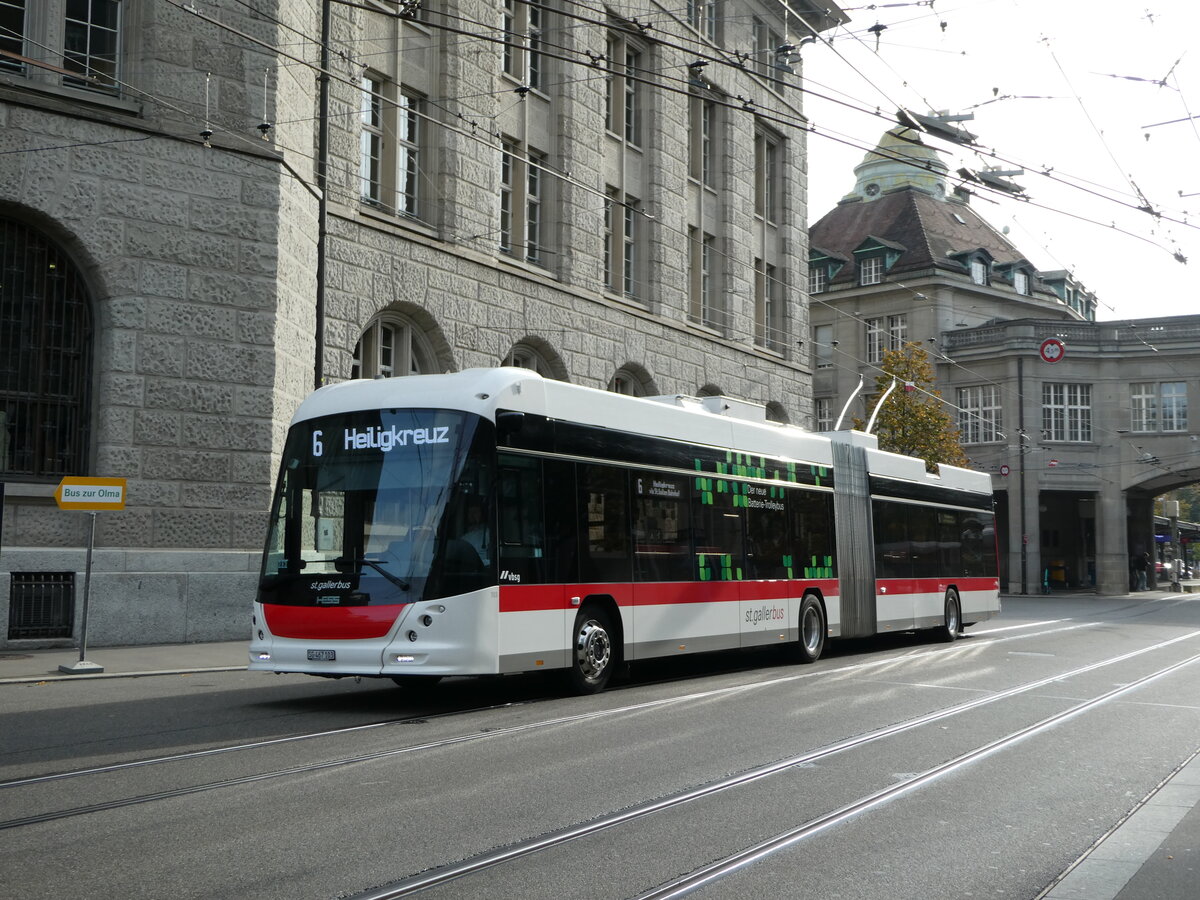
[[543, 459, 578, 584], [908, 505, 939, 579], [938, 510, 963, 575], [498, 456, 546, 583], [578, 464, 632, 583], [873, 500, 910, 579], [746, 493, 788, 579], [632, 472, 691, 582], [692, 477, 745, 581], [791, 489, 835, 579]]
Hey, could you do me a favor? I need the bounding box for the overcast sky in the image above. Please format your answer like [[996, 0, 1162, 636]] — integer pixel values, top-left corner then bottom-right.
[[799, 0, 1200, 321]]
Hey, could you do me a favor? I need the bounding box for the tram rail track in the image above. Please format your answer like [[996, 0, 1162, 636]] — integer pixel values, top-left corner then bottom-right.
[[334, 630, 1200, 899], [2, 613, 1193, 842], [0, 612, 1113, 796]]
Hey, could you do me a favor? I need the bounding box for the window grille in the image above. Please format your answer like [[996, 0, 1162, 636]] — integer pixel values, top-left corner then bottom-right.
[[8, 572, 75, 639], [0, 217, 93, 479]]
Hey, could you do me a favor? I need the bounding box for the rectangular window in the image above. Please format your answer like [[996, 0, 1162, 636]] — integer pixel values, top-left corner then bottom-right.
[[1043, 383, 1092, 442], [813, 324, 833, 369], [865, 314, 906, 364], [688, 93, 717, 186], [0, 0, 25, 74], [623, 202, 636, 297], [633, 472, 692, 582], [752, 18, 784, 81], [689, 231, 719, 329], [605, 188, 640, 299], [754, 129, 781, 222], [606, 32, 643, 145], [957, 385, 1003, 444], [624, 47, 641, 146], [1134, 382, 1188, 432], [500, 141, 549, 265], [360, 76, 384, 206], [499, 142, 515, 253], [1162, 382, 1188, 432], [396, 91, 421, 218], [814, 398, 833, 431], [64, 0, 121, 93], [502, 0, 516, 77], [1131, 382, 1157, 433], [579, 464, 632, 583], [502, 0, 545, 89], [859, 256, 884, 286], [808, 266, 827, 294], [688, 0, 716, 41], [866, 318, 884, 364], [526, 152, 543, 263], [754, 260, 783, 352]]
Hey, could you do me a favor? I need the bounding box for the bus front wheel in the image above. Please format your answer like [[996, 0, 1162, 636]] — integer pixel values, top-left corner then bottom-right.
[[796, 594, 826, 664], [938, 590, 962, 643], [567, 606, 615, 694]]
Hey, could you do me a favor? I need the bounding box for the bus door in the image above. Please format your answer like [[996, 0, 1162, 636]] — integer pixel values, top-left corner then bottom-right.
[[741, 483, 791, 648], [687, 475, 744, 651], [630, 471, 697, 655], [496, 454, 569, 670]]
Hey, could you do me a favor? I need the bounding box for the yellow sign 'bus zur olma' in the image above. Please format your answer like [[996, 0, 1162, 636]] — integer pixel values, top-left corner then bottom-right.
[[251, 369, 999, 693]]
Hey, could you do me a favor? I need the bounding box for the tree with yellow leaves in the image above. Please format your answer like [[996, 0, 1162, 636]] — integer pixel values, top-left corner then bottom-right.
[[853, 342, 970, 471]]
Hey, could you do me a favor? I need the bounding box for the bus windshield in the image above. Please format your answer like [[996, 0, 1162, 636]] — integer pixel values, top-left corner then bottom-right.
[[258, 408, 496, 607]]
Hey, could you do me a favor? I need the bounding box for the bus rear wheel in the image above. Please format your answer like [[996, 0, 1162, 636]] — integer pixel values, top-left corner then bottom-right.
[[567, 606, 615, 694], [938, 590, 962, 643], [795, 594, 826, 664]]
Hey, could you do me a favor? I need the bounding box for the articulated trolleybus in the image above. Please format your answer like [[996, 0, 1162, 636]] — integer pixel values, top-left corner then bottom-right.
[[251, 368, 999, 692]]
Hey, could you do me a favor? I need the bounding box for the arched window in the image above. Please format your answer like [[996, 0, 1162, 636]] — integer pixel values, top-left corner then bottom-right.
[[0, 217, 93, 479], [351, 314, 438, 378], [502, 338, 567, 381], [608, 364, 656, 397]]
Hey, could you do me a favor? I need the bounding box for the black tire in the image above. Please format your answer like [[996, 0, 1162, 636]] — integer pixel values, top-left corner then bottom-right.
[[938, 590, 961, 643], [795, 594, 826, 664], [567, 606, 616, 694]]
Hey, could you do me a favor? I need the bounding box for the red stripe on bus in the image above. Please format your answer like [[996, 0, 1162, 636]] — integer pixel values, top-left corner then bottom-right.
[[498, 579, 843, 613], [876, 577, 1001, 594], [264, 604, 401, 639]]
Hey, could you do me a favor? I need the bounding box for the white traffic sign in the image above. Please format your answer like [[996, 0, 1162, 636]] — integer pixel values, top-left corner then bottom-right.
[[1039, 338, 1065, 363]]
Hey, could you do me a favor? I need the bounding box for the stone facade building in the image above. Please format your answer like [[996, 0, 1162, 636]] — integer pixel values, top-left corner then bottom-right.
[[0, 0, 845, 647], [809, 129, 1200, 596]]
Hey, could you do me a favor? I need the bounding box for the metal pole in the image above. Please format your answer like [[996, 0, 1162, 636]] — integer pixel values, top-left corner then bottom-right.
[[314, 0, 331, 391], [1018, 357, 1027, 594], [60, 511, 104, 674]]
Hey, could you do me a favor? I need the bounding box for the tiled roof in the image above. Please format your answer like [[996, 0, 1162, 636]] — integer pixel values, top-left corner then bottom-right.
[[809, 187, 1054, 297]]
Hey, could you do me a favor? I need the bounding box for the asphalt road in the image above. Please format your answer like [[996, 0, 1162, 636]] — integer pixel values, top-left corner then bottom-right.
[[2, 593, 1199, 900]]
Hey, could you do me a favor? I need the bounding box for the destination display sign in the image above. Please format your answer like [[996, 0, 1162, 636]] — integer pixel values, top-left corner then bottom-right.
[[54, 477, 127, 511]]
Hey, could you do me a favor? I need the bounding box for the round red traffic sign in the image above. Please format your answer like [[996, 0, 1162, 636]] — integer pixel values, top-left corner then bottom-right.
[[1039, 338, 1065, 363], [999, 464, 1010, 477]]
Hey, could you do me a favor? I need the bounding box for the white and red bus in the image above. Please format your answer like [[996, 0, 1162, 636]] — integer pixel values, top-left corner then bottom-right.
[[251, 368, 999, 692]]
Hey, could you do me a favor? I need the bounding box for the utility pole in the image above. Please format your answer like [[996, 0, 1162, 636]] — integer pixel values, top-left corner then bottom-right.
[[314, 0, 331, 390]]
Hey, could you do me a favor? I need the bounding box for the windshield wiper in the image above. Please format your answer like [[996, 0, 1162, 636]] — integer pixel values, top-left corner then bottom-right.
[[337, 557, 410, 591]]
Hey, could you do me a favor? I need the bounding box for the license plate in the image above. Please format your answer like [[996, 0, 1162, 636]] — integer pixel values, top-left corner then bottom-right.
[[307, 649, 336, 661]]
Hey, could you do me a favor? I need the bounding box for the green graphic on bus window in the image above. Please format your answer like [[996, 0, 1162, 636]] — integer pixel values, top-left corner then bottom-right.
[[803, 554, 834, 579]]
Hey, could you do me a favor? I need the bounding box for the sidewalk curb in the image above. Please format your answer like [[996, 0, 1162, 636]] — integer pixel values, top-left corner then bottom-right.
[[0, 665, 247, 686]]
